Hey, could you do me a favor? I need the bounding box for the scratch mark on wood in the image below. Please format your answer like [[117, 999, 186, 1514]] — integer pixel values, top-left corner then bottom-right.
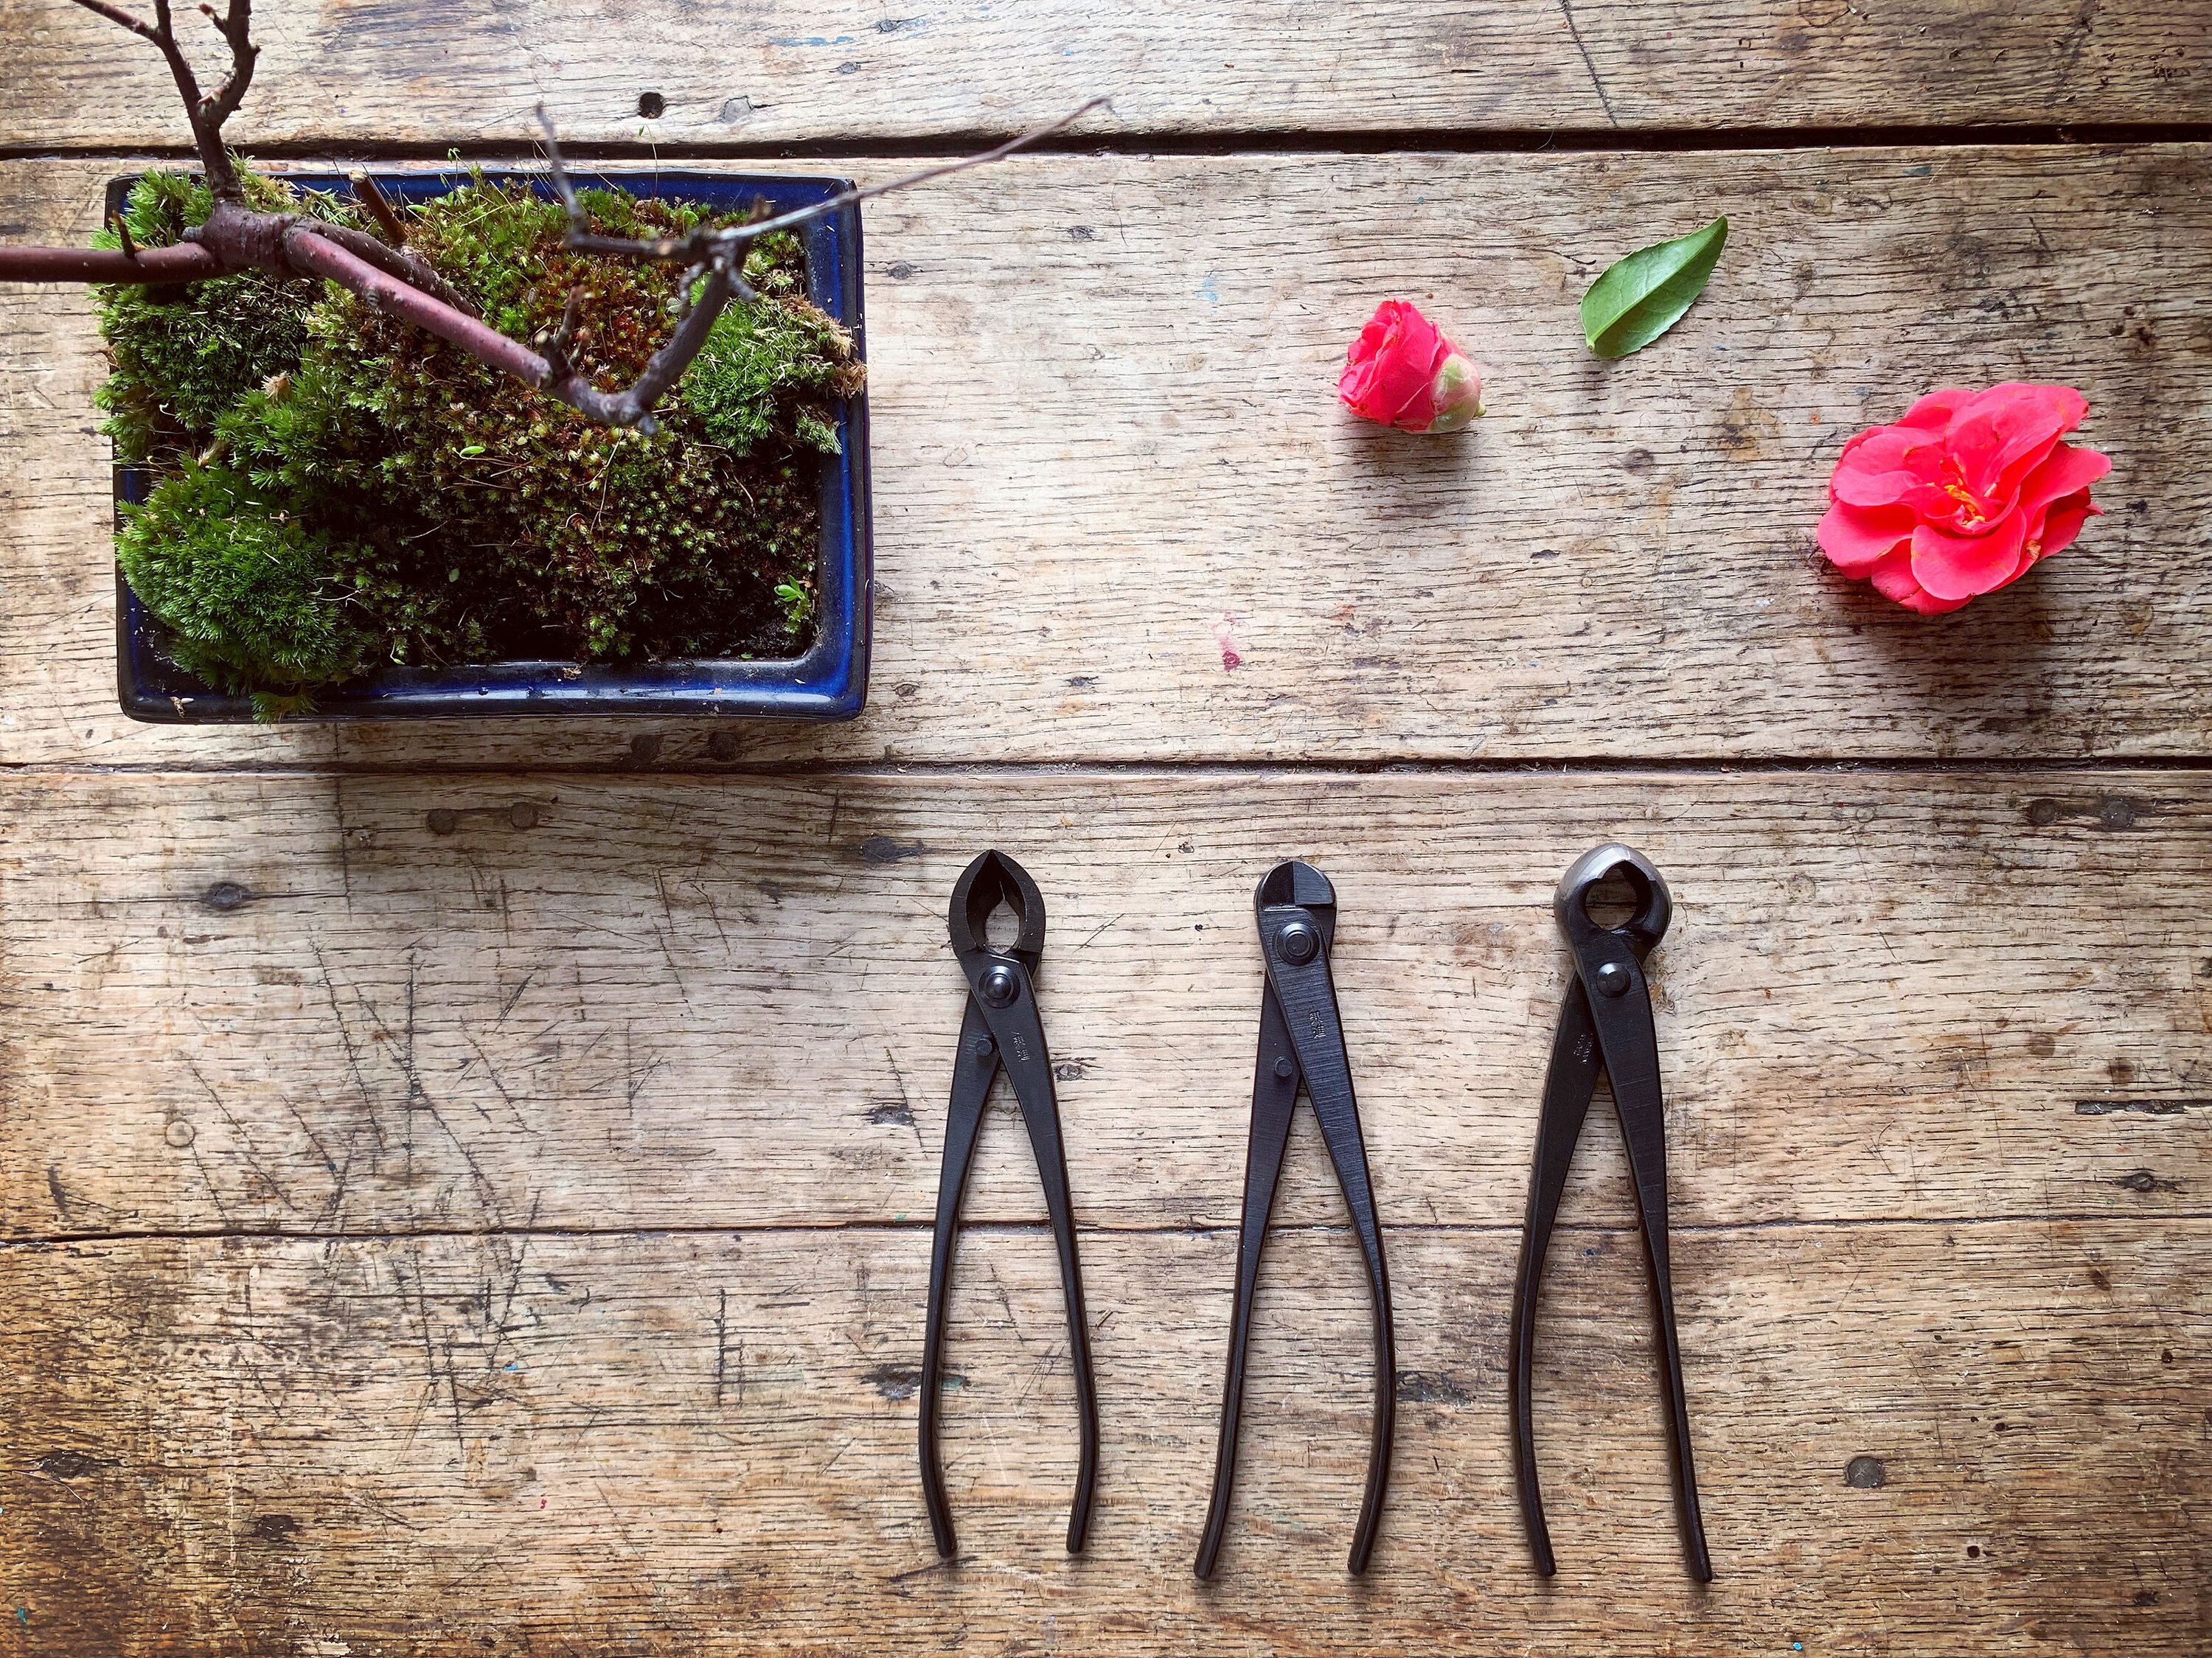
[[186, 1059, 300, 1213], [882, 1045, 924, 1151], [496, 968, 536, 1025], [1557, 0, 1619, 127], [311, 939, 388, 1165]]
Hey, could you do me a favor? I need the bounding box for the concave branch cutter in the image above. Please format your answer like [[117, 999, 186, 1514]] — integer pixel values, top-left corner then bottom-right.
[[1196, 860, 1395, 1580], [918, 850, 1099, 1558], [1509, 843, 1713, 1583]]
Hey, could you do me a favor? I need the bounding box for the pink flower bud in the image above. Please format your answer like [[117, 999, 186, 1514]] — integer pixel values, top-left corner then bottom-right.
[[1337, 299, 1486, 434]]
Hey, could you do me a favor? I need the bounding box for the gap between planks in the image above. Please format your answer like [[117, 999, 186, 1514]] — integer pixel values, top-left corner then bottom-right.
[[8, 756, 2212, 779], [4, 122, 2212, 166], [7, 1210, 2208, 1250]]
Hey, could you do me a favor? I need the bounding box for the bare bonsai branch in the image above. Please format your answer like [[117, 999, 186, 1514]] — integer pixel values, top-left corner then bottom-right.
[[563, 265, 737, 430], [69, 0, 251, 201], [516, 94, 1110, 427], [194, 0, 259, 134], [532, 285, 587, 380], [299, 219, 478, 316], [0, 242, 224, 283], [10, 1, 1111, 431], [280, 228, 556, 389]]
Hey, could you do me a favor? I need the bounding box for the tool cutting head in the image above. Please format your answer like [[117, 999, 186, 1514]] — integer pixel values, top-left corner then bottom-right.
[[948, 848, 1046, 970], [1554, 841, 1671, 956], [1256, 857, 1336, 916]]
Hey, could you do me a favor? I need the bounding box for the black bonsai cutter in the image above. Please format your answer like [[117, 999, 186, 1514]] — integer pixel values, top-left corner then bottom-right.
[[919, 850, 1099, 1558], [1196, 860, 1396, 1579], [1509, 843, 1712, 1582]]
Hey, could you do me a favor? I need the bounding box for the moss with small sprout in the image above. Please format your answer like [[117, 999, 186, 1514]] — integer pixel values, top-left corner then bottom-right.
[[96, 167, 861, 715]]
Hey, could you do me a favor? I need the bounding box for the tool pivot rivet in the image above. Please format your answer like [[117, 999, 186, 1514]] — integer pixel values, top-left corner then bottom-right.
[[1274, 1056, 1295, 1080], [1593, 960, 1631, 998], [979, 964, 1020, 1007], [1276, 922, 1320, 965]]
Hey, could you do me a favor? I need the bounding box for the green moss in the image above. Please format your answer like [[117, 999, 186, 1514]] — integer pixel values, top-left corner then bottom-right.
[[97, 167, 863, 713], [684, 283, 855, 456], [306, 177, 858, 662], [116, 464, 375, 720], [93, 171, 360, 464]]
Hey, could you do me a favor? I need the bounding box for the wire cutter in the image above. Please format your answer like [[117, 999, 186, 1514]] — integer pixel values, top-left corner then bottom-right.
[[1196, 860, 1395, 1579], [1509, 843, 1712, 1582], [918, 850, 1099, 1558]]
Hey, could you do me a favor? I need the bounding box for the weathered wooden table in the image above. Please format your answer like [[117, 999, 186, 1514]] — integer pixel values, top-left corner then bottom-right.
[[2, 4, 2208, 1652]]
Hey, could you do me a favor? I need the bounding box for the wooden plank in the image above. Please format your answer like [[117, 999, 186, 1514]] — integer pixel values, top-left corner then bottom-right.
[[3, 146, 2208, 768], [0, 1221, 2201, 1654], [4, 0, 2210, 147], [5, 767, 2208, 1239]]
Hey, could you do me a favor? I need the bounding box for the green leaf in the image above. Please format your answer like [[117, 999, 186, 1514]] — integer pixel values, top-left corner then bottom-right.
[[457, 443, 485, 457], [1579, 216, 1728, 359]]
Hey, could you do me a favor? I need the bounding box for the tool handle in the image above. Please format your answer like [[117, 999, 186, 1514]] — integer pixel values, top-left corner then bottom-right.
[[1007, 1023, 1101, 1555], [919, 1001, 995, 1558], [964, 954, 1100, 1556], [1582, 943, 1714, 1585], [1260, 908, 1396, 1577], [1509, 978, 1604, 1578], [1194, 986, 1300, 1580]]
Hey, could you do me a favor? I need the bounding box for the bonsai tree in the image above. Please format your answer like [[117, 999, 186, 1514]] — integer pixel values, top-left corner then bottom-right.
[[1, 0, 1099, 714]]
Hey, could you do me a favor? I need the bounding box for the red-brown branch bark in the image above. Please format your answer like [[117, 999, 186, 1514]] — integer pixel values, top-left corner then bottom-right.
[[0, 243, 225, 283], [70, 0, 254, 201], [280, 229, 555, 388]]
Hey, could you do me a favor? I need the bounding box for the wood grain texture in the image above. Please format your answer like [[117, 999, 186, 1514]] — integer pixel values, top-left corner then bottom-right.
[[0, 1221, 2202, 1655], [3, 147, 2208, 768], [4, 0, 2209, 147], [4, 767, 2207, 1240]]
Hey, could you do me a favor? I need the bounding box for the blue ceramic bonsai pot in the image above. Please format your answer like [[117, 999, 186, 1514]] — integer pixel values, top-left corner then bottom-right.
[[113, 167, 870, 722]]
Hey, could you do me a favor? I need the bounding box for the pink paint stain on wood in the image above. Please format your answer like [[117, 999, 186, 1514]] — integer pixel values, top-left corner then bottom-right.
[[1214, 613, 1244, 671]]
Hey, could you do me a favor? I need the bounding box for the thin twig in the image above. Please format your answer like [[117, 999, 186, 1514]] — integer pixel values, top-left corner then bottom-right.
[[768, 95, 1111, 229], [535, 106, 585, 228], [66, 0, 162, 43], [535, 96, 1110, 265], [196, 0, 258, 131], [348, 172, 409, 245]]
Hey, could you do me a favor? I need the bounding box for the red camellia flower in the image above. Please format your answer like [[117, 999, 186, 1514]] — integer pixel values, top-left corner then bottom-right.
[[1817, 382, 2110, 614], [1338, 299, 1484, 433]]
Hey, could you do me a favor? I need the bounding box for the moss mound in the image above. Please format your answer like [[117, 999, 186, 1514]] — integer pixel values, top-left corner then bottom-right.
[[96, 169, 863, 717], [116, 463, 373, 721]]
